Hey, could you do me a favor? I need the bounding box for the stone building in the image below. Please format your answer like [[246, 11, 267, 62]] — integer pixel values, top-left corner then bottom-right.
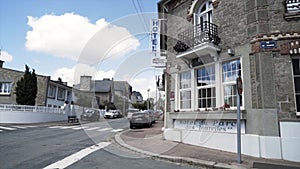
[[0, 60, 72, 107], [158, 0, 300, 162], [74, 76, 132, 113]]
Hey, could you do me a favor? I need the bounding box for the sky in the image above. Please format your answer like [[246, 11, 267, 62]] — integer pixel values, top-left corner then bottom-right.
[[0, 0, 163, 99]]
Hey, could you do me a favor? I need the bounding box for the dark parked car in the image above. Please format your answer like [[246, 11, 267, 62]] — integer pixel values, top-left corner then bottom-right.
[[80, 109, 100, 121], [129, 110, 153, 129]]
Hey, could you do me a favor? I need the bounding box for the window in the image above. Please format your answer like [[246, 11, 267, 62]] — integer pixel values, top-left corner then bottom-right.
[[179, 71, 191, 109], [194, 0, 213, 25], [0, 82, 12, 95], [292, 58, 300, 113], [197, 65, 216, 108], [57, 88, 65, 100], [222, 60, 242, 107], [284, 0, 300, 21], [48, 85, 56, 98]]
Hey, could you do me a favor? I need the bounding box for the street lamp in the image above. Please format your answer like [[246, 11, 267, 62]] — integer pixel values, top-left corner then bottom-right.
[[147, 89, 150, 110]]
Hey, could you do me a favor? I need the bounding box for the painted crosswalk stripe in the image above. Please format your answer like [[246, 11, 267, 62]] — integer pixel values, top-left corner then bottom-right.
[[12, 126, 27, 129], [0, 130, 3, 132], [85, 127, 101, 131], [0, 126, 17, 130], [111, 129, 124, 133], [60, 126, 77, 129], [73, 126, 89, 130], [43, 142, 111, 169], [49, 126, 63, 129], [97, 128, 112, 132]]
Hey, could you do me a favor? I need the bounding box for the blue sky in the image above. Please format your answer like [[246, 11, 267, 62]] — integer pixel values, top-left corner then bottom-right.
[[0, 0, 162, 98]]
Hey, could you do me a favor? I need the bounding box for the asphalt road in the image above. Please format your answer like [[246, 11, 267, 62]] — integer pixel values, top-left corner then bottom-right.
[[0, 118, 200, 169]]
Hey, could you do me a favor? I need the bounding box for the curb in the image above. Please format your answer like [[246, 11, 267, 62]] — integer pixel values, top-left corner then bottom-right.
[[114, 131, 248, 169]]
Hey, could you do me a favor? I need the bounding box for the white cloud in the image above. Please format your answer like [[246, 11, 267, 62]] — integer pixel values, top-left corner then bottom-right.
[[0, 50, 13, 62], [130, 75, 157, 100], [26, 13, 140, 62], [52, 63, 115, 86]]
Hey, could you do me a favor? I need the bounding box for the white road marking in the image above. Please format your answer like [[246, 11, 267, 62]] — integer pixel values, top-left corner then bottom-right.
[[12, 126, 27, 129], [0, 130, 3, 132], [97, 128, 112, 132], [49, 126, 63, 129], [60, 126, 76, 129], [0, 126, 17, 130], [72, 126, 84, 130], [85, 127, 101, 131], [43, 142, 111, 169], [111, 129, 124, 133]]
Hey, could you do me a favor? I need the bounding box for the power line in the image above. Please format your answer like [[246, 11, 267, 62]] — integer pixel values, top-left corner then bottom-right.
[[131, 0, 149, 33]]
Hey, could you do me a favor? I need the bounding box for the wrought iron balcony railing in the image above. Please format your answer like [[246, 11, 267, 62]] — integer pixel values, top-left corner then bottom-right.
[[174, 21, 220, 53]]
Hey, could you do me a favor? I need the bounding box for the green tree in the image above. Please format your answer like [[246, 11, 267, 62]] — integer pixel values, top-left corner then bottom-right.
[[15, 65, 37, 105]]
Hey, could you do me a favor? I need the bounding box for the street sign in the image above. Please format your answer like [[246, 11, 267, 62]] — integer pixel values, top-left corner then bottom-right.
[[237, 76, 243, 95], [260, 41, 277, 49]]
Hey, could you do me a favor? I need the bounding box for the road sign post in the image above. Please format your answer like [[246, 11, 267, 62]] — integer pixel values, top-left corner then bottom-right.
[[236, 76, 243, 163]]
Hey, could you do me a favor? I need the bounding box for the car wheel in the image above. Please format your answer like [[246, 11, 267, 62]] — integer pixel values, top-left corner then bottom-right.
[[130, 123, 134, 129]]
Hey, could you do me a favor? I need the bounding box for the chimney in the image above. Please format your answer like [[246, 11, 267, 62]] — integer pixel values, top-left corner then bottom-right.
[[80, 76, 92, 91], [0, 60, 4, 68]]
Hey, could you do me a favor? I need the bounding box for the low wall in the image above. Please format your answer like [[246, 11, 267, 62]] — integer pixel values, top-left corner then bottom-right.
[[164, 121, 300, 163], [0, 104, 68, 124], [0, 110, 67, 124]]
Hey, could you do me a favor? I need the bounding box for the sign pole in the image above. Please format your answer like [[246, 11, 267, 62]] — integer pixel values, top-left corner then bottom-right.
[[236, 76, 242, 164]]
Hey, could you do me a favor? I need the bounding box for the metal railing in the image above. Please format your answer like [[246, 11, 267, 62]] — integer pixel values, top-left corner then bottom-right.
[[174, 21, 220, 52], [0, 104, 65, 114]]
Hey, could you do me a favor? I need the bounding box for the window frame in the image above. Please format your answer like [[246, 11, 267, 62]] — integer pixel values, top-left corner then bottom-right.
[[194, 0, 213, 26], [292, 58, 300, 114], [179, 71, 192, 110], [221, 59, 242, 108], [196, 64, 216, 109], [48, 85, 56, 98], [0, 81, 12, 95]]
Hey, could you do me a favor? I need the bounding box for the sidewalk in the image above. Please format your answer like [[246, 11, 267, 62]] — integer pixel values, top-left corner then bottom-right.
[[115, 121, 300, 169]]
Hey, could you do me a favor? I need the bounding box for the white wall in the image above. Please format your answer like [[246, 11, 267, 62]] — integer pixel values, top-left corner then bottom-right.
[[164, 122, 300, 163], [280, 122, 300, 162], [0, 110, 67, 124]]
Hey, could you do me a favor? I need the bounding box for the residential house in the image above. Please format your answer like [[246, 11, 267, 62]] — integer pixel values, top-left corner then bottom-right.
[[0, 60, 73, 107]]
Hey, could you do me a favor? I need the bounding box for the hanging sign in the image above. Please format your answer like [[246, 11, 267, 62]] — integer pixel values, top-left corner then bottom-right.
[[150, 19, 160, 56]]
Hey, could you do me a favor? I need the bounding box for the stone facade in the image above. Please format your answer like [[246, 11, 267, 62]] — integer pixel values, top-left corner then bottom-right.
[[158, 0, 300, 137], [0, 66, 49, 106]]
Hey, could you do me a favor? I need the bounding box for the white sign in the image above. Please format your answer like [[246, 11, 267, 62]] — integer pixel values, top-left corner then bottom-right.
[[174, 119, 245, 134], [150, 19, 159, 56], [152, 57, 166, 68]]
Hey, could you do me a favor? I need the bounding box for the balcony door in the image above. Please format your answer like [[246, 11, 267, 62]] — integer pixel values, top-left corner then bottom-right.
[[194, 0, 213, 26]]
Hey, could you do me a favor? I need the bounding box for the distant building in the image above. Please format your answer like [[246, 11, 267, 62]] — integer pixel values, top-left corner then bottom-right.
[[74, 76, 132, 112], [131, 91, 143, 104]]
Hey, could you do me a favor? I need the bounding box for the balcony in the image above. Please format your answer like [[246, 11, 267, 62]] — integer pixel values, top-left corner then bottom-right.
[[173, 21, 221, 60]]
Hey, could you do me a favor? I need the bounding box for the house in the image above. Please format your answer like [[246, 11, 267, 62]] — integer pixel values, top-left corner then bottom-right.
[[158, 0, 300, 162], [0, 60, 73, 107]]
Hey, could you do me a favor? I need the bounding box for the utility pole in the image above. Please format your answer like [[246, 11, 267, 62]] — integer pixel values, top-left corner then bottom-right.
[[236, 76, 243, 164]]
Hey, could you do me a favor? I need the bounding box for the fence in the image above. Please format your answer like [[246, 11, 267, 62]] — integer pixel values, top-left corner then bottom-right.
[[0, 104, 68, 124], [0, 104, 65, 114]]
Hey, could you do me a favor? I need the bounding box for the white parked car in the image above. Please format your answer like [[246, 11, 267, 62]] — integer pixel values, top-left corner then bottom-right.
[[104, 110, 122, 119]]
